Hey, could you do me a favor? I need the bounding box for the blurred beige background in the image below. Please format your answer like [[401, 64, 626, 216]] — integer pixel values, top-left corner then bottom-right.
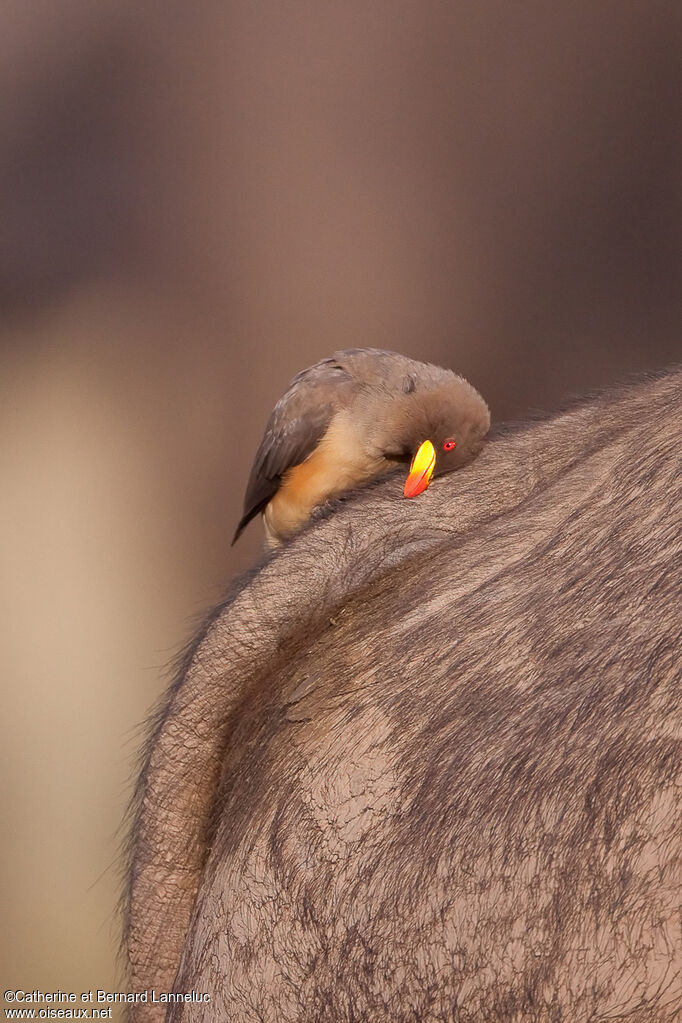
[[1, 0, 680, 1007]]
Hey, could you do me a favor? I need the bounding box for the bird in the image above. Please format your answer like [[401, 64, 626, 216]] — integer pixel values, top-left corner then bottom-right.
[[233, 348, 490, 547]]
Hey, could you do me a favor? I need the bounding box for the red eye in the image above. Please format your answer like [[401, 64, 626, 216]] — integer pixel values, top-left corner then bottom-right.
[[442, 439, 456, 452]]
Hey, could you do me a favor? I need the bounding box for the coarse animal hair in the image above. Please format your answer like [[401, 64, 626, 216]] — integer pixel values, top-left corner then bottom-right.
[[124, 367, 682, 1022]]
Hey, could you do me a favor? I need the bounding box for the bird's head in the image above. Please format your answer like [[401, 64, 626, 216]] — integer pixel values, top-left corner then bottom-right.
[[376, 378, 491, 498]]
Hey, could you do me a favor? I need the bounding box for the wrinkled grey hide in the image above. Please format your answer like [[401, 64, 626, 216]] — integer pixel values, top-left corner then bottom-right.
[[126, 368, 682, 1022]]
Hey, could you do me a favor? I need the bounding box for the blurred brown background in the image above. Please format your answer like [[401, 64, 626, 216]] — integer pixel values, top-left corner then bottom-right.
[[1, 0, 680, 1005]]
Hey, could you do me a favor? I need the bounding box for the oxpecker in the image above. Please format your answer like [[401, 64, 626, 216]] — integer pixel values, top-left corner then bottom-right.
[[233, 348, 490, 547]]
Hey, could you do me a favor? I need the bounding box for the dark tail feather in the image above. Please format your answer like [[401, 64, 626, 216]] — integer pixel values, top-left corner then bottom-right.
[[231, 498, 269, 545], [231, 516, 249, 546]]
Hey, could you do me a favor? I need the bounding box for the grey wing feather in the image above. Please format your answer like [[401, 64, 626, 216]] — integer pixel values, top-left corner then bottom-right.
[[232, 357, 358, 542]]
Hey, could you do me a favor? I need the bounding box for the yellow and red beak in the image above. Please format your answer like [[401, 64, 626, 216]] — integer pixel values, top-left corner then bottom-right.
[[403, 440, 436, 498]]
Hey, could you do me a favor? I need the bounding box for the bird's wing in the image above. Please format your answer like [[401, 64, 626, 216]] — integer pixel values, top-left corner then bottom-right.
[[232, 356, 360, 542]]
